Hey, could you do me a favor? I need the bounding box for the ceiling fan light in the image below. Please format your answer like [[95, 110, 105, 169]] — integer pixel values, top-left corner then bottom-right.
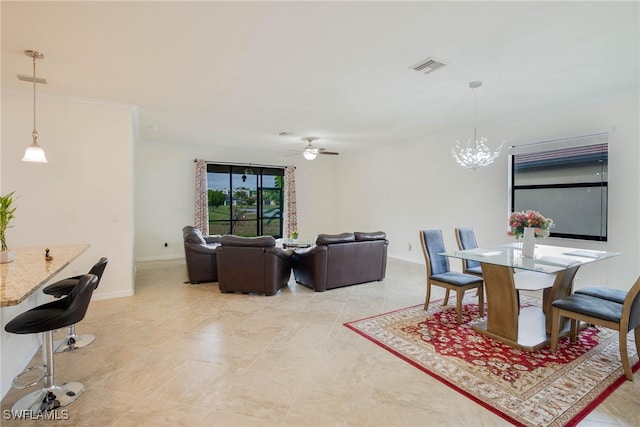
[[303, 147, 318, 160]]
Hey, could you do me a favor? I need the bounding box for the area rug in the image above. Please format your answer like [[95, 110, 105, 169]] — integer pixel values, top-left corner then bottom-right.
[[344, 295, 639, 427]]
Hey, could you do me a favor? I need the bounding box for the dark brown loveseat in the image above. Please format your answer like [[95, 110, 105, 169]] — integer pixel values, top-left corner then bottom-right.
[[292, 232, 388, 292], [215, 235, 293, 295], [183, 226, 221, 284]]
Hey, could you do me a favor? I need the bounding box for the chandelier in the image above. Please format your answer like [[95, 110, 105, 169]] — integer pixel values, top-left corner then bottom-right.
[[451, 81, 502, 171]]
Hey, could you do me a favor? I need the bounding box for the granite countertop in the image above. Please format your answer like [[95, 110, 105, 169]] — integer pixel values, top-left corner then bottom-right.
[[1, 244, 90, 307]]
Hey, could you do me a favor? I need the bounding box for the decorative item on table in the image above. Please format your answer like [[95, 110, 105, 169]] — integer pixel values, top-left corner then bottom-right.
[[507, 210, 554, 257], [289, 230, 299, 240], [45, 248, 53, 261], [0, 191, 17, 264]]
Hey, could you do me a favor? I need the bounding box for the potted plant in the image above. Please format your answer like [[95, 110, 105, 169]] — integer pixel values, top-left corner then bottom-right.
[[0, 191, 17, 263]]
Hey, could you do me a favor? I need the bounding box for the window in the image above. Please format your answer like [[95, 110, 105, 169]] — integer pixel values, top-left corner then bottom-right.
[[206, 164, 284, 237], [509, 131, 608, 241]]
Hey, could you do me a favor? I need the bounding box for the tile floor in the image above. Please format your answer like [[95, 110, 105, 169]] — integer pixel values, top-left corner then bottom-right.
[[1, 258, 638, 426]]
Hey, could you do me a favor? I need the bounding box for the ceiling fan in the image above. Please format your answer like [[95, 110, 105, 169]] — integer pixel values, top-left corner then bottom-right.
[[297, 137, 339, 160]]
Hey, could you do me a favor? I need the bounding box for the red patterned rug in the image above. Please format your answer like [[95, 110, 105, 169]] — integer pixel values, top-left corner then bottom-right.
[[344, 295, 639, 427]]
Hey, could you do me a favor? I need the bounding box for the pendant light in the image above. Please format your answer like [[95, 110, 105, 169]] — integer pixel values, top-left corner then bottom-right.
[[451, 81, 502, 171], [22, 50, 47, 163]]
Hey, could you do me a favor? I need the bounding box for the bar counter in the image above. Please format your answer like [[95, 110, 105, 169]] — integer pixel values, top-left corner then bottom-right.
[[0, 244, 89, 307]]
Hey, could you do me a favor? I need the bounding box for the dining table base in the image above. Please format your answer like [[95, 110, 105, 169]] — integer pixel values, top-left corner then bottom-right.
[[477, 263, 581, 352], [440, 244, 620, 353], [472, 306, 574, 352]]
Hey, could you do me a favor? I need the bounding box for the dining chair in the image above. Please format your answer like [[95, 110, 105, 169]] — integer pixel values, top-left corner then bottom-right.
[[419, 229, 484, 324], [574, 286, 626, 304], [550, 276, 640, 381], [454, 226, 483, 277]]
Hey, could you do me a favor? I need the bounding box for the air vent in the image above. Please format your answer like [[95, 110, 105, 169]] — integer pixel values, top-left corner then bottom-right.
[[410, 57, 446, 74]]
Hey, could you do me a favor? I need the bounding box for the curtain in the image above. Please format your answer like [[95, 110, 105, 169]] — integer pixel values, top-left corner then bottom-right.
[[194, 159, 209, 235], [283, 165, 297, 238]]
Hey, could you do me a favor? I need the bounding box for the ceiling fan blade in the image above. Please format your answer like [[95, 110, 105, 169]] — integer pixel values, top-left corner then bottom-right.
[[318, 148, 339, 155]]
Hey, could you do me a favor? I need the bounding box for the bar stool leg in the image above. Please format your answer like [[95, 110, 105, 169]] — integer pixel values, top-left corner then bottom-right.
[[11, 331, 84, 414], [53, 324, 96, 353]]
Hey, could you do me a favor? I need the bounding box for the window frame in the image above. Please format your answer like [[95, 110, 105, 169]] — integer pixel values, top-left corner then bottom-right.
[[206, 163, 285, 238], [508, 130, 609, 242]]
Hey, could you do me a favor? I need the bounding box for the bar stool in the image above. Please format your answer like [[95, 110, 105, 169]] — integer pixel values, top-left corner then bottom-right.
[[42, 257, 108, 352], [4, 274, 98, 413]]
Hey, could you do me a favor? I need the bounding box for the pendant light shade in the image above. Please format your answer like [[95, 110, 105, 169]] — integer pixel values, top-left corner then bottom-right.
[[22, 138, 48, 163], [22, 50, 47, 163]]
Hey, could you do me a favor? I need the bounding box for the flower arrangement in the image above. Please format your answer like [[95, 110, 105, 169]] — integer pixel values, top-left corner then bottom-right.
[[507, 210, 554, 239]]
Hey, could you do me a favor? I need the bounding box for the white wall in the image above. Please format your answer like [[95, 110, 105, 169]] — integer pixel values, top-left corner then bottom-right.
[[1, 89, 135, 398], [134, 90, 639, 290], [334, 91, 640, 290], [134, 141, 338, 261], [1, 89, 136, 299]]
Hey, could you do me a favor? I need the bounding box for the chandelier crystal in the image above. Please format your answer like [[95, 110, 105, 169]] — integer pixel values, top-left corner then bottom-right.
[[451, 81, 502, 171]]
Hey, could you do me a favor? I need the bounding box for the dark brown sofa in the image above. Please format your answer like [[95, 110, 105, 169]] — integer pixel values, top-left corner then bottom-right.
[[292, 231, 388, 292], [183, 226, 221, 284], [215, 235, 293, 295]]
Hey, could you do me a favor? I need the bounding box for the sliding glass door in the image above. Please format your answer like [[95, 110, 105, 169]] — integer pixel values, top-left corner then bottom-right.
[[207, 164, 283, 237]]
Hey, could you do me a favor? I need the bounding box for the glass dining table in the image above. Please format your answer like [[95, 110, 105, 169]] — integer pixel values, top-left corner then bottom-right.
[[440, 242, 620, 351]]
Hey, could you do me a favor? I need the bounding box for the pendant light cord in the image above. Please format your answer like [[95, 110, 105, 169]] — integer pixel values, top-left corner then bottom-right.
[[32, 53, 38, 141], [473, 86, 478, 145]]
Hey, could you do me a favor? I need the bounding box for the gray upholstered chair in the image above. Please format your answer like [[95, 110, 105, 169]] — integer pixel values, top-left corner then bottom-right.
[[574, 286, 626, 304], [550, 276, 640, 381], [454, 226, 483, 277], [419, 229, 484, 324]]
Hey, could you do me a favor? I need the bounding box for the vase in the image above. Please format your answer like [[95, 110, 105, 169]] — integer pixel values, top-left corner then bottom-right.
[[522, 227, 536, 257], [0, 250, 14, 263]]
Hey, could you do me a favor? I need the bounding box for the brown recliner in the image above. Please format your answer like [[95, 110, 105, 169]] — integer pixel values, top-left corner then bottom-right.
[[215, 235, 293, 295], [292, 231, 388, 292], [183, 226, 221, 284]]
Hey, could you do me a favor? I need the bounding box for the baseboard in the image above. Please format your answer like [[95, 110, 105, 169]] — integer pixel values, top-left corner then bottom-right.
[[91, 289, 135, 301], [134, 254, 184, 262], [388, 254, 423, 265]]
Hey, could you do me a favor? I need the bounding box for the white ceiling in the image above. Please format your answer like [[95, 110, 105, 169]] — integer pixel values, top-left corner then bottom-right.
[[2, 1, 638, 156]]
